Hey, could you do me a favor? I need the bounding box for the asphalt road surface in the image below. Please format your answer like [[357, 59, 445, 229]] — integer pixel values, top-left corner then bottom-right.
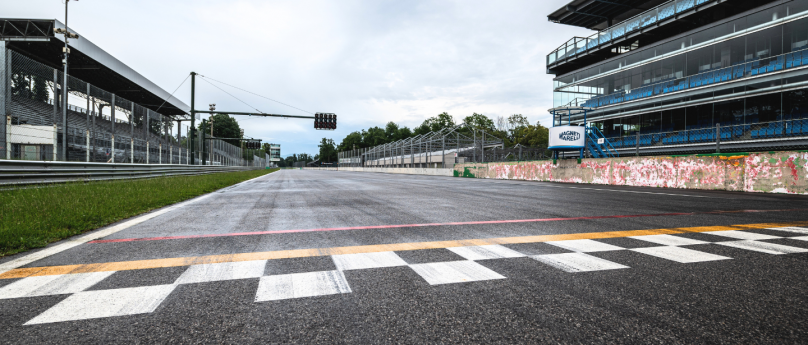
[[2, 170, 808, 343]]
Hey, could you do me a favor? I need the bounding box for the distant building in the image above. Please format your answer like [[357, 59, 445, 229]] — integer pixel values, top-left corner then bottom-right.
[[268, 144, 281, 162], [547, 0, 808, 155]]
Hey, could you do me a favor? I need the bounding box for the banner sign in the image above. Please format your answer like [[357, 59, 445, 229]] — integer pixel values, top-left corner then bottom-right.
[[548, 126, 585, 149]]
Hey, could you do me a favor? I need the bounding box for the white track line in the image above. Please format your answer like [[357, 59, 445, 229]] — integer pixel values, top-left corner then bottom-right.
[[0, 271, 114, 299], [332, 252, 408, 271], [409, 261, 506, 285], [717, 240, 808, 255], [703, 230, 781, 240], [174, 260, 267, 285], [631, 246, 731, 263], [25, 284, 177, 325], [766, 227, 808, 234], [255, 270, 351, 302], [447, 245, 525, 260], [546, 239, 625, 252], [0, 172, 272, 276], [531, 253, 629, 272], [629, 234, 708, 246]]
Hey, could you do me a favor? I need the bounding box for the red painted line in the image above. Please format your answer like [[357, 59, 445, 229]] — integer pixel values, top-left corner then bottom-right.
[[88, 208, 807, 244]]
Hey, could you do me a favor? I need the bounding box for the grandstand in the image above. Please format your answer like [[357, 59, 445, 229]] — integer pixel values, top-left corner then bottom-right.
[[0, 18, 209, 163], [547, 0, 808, 155]]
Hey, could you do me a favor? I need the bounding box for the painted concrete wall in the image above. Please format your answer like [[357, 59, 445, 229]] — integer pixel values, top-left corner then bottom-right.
[[454, 151, 808, 194]]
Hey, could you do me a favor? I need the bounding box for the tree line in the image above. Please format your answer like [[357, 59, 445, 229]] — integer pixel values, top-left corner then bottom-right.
[[321, 112, 550, 162]]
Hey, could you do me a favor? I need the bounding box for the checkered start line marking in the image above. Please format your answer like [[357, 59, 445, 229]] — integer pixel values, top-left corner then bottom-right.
[[2, 227, 807, 325]]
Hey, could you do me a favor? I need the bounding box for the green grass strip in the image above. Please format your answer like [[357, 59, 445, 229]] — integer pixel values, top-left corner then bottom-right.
[[0, 168, 279, 257]]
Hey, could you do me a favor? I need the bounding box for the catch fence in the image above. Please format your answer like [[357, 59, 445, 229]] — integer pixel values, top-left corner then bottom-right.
[[338, 125, 533, 168], [1, 50, 249, 166]]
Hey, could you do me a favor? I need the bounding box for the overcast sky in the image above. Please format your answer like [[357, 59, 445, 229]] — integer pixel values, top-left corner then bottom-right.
[[6, 0, 591, 156]]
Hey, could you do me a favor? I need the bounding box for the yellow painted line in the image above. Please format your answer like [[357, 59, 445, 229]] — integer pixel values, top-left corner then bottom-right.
[[2, 220, 807, 280]]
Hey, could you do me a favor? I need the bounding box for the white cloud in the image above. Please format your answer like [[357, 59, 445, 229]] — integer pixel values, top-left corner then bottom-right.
[[4, 0, 591, 155]]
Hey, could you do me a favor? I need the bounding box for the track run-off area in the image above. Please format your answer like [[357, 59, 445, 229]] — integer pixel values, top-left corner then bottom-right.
[[2, 170, 808, 343]]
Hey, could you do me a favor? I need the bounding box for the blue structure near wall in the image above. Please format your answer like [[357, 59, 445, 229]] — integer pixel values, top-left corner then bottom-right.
[[547, 0, 808, 155], [549, 106, 619, 160]]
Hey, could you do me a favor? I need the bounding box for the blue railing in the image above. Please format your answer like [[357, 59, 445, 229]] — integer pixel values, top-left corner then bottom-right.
[[585, 126, 619, 158], [602, 118, 808, 150], [579, 49, 807, 109], [547, 0, 714, 66]]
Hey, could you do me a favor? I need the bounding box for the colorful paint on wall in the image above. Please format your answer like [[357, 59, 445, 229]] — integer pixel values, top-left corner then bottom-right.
[[453, 151, 808, 194]]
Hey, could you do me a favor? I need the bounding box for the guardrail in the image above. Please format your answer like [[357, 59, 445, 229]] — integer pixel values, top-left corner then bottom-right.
[[0, 160, 259, 186]]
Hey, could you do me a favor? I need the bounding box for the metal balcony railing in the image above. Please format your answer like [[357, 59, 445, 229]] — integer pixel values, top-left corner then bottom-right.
[[575, 49, 804, 110], [547, 0, 709, 67]]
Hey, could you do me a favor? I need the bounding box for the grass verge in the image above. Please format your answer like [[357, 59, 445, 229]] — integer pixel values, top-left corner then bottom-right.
[[0, 168, 279, 257]]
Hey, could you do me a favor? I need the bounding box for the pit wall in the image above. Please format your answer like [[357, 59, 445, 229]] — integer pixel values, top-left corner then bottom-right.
[[453, 151, 808, 194]]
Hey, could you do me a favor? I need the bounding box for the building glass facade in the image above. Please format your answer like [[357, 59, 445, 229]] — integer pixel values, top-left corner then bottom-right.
[[548, 0, 808, 154]]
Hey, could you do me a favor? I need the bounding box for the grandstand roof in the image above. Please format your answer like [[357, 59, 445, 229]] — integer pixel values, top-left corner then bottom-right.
[[0, 18, 190, 118], [547, 0, 662, 30]]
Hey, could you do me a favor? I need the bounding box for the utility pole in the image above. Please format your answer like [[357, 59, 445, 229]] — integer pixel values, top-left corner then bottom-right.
[[190, 72, 196, 164], [209, 103, 215, 164], [58, 0, 79, 161]]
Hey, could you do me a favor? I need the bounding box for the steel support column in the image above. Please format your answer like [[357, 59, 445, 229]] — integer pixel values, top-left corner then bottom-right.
[[86, 83, 90, 162], [110, 94, 115, 163], [0, 42, 8, 160]]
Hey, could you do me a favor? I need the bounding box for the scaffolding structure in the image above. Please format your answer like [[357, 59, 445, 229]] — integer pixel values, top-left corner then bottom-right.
[[338, 125, 504, 168]]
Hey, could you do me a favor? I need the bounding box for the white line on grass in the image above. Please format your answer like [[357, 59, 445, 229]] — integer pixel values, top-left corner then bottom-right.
[[0, 172, 273, 276]]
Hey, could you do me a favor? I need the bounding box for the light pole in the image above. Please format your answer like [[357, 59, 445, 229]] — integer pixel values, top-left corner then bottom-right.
[[56, 0, 79, 161], [209, 104, 215, 164]]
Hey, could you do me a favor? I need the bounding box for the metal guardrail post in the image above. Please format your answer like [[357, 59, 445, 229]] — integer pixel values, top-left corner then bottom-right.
[[110, 94, 115, 163], [85, 84, 91, 162], [482, 131, 486, 163], [52, 124, 57, 161], [473, 131, 476, 163], [5, 115, 10, 160], [716, 122, 721, 153], [53, 68, 59, 133], [410, 141, 413, 168], [146, 141, 149, 163]]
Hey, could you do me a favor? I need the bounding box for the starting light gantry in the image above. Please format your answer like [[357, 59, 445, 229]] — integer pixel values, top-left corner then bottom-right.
[[188, 72, 337, 164]]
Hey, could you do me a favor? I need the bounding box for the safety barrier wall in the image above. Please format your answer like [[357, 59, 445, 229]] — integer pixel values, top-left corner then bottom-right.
[[453, 151, 808, 194], [0, 159, 260, 186], [303, 167, 454, 176]]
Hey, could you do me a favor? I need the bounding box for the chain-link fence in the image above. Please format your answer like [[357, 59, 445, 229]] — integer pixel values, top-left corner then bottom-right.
[[2, 49, 248, 165], [338, 125, 510, 168]]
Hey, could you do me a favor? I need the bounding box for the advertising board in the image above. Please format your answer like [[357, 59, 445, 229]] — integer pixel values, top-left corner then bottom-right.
[[548, 126, 585, 149]]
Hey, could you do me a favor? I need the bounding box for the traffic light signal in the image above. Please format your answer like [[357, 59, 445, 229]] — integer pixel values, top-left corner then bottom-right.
[[314, 112, 337, 130], [244, 140, 261, 149]]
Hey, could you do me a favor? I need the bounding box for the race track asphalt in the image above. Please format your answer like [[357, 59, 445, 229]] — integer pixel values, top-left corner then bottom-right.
[[1, 169, 808, 344]]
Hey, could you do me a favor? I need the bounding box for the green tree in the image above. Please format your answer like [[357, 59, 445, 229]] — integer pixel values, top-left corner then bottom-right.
[[318, 138, 337, 163], [384, 122, 413, 142], [462, 113, 496, 132], [363, 126, 387, 147], [338, 131, 364, 151], [384, 122, 400, 141], [198, 114, 242, 146], [512, 120, 550, 147], [414, 112, 455, 135], [397, 126, 412, 139]]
